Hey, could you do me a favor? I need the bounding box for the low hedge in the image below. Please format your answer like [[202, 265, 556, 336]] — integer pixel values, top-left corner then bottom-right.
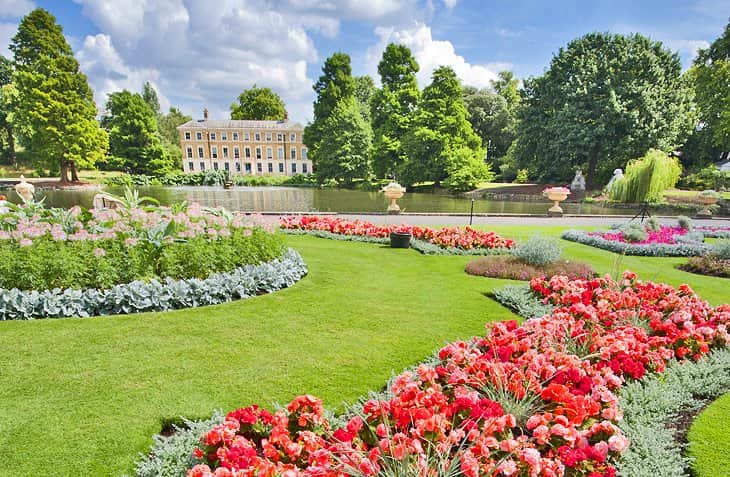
[[561, 229, 709, 256], [0, 248, 307, 320]]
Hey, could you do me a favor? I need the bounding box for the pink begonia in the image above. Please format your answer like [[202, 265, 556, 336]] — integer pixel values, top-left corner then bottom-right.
[[93, 247, 106, 257]]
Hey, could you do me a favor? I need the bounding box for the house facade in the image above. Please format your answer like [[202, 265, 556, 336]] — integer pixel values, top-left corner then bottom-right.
[[177, 113, 311, 176]]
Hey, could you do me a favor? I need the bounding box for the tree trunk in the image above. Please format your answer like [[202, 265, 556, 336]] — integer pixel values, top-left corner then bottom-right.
[[59, 160, 70, 183], [586, 143, 600, 190], [8, 131, 15, 169], [70, 160, 79, 182]]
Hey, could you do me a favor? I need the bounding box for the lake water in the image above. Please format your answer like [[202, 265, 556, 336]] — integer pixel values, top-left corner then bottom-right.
[[0, 185, 645, 215]]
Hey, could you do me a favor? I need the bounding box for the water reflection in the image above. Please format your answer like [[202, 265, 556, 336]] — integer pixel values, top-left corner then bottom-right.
[[1, 185, 640, 215]]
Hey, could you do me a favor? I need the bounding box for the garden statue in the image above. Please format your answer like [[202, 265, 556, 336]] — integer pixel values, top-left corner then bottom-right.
[[15, 175, 35, 203], [605, 168, 624, 194], [381, 181, 406, 214], [570, 170, 586, 191]]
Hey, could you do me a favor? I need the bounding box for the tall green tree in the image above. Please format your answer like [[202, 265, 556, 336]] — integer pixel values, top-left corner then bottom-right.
[[685, 19, 730, 167], [142, 81, 160, 114], [401, 66, 490, 191], [303, 52, 356, 160], [491, 71, 520, 112], [10, 8, 108, 181], [313, 97, 372, 185], [101, 90, 174, 175], [157, 107, 191, 146], [0, 55, 16, 165], [371, 43, 420, 178], [516, 32, 694, 188], [462, 86, 514, 160], [354, 75, 376, 123], [230, 84, 287, 120]]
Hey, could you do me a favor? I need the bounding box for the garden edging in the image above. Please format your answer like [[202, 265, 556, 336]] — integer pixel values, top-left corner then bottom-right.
[[0, 248, 307, 320]]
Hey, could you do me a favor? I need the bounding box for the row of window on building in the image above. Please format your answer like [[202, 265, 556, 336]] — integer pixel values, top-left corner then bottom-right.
[[184, 131, 298, 142], [187, 161, 309, 174], [186, 145, 308, 161]]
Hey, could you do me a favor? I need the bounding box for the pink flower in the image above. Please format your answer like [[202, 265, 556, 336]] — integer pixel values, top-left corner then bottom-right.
[[93, 247, 106, 257]]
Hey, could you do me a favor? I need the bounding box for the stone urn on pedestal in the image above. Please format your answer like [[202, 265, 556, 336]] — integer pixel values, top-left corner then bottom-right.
[[696, 190, 720, 219], [543, 186, 571, 217], [382, 181, 406, 215], [15, 175, 35, 203]]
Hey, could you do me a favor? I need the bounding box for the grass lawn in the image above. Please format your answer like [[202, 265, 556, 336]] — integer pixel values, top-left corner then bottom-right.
[[688, 393, 730, 477], [0, 226, 728, 476]]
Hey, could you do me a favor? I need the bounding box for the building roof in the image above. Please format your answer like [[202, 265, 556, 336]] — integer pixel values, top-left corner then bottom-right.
[[177, 119, 304, 130]]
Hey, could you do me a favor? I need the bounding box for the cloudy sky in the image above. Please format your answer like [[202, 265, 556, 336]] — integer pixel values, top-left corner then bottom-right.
[[0, 0, 727, 123]]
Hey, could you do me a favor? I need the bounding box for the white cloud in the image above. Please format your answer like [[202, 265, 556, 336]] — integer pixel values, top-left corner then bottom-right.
[[664, 39, 710, 68], [0, 22, 17, 57], [76, 33, 169, 112], [69, 0, 430, 122], [442, 0, 458, 8], [367, 23, 509, 89], [0, 0, 34, 19]]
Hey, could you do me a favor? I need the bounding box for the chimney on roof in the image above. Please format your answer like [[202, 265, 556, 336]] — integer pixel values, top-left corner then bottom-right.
[[284, 110, 288, 121], [203, 108, 209, 120]]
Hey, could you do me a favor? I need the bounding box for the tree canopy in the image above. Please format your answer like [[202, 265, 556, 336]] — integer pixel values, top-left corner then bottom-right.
[[690, 19, 730, 157], [101, 90, 174, 176], [371, 43, 420, 178], [230, 85, 287, 120], [10, 8, 108, 180], [401, 66, 491, 191], [516, 32, 694, 188], [142, 81, 160, 114], [0, 55, 15, 164], [313, 97, 372, 185]]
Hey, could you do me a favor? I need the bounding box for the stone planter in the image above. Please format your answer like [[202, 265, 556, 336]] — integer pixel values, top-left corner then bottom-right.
[[696, 195, 719, 219], [390, 232, 412, 248], [382, 182, 406, 214], [544, 190, 570, 217]]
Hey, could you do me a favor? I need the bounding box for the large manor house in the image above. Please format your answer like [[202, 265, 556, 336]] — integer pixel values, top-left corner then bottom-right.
[[177, 110, 311, 177]]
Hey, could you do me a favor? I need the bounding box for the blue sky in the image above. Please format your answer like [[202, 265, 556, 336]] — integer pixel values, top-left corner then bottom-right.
[[0, 0, 727, 122]]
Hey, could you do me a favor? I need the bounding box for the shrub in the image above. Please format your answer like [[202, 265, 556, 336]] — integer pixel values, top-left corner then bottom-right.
[[609, 149, 681, 203], [678, 215, 693, 230], [645, 216, 661, 232], [465, 256, 596, 281], [512, 235, 562, 266], [514, 168, 529, 183], [620, 222, 648, 243], [712, 240, 730, 260]]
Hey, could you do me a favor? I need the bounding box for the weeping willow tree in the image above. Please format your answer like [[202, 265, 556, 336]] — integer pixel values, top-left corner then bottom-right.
[[609, 149, 681, 203]]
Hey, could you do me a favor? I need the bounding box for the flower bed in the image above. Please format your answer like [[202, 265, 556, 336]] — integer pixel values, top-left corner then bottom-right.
[[0, 202, 283, 290], [466, 256, 596, 281], [697, 226, 730, 239], [156, 272, 729, 477], [562, 229, 709, 256], [0, 248, 307, 320], [280, 216, 515, 253]]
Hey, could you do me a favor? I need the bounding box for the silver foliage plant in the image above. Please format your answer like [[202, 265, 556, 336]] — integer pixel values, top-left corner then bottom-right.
[[561, 229, 710, 257], [617, 348, 730, 477], [0, 249, 307, 320]]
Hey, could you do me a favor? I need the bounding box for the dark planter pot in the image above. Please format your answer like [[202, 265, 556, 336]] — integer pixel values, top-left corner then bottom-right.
[[390, 232, 412, 248]]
